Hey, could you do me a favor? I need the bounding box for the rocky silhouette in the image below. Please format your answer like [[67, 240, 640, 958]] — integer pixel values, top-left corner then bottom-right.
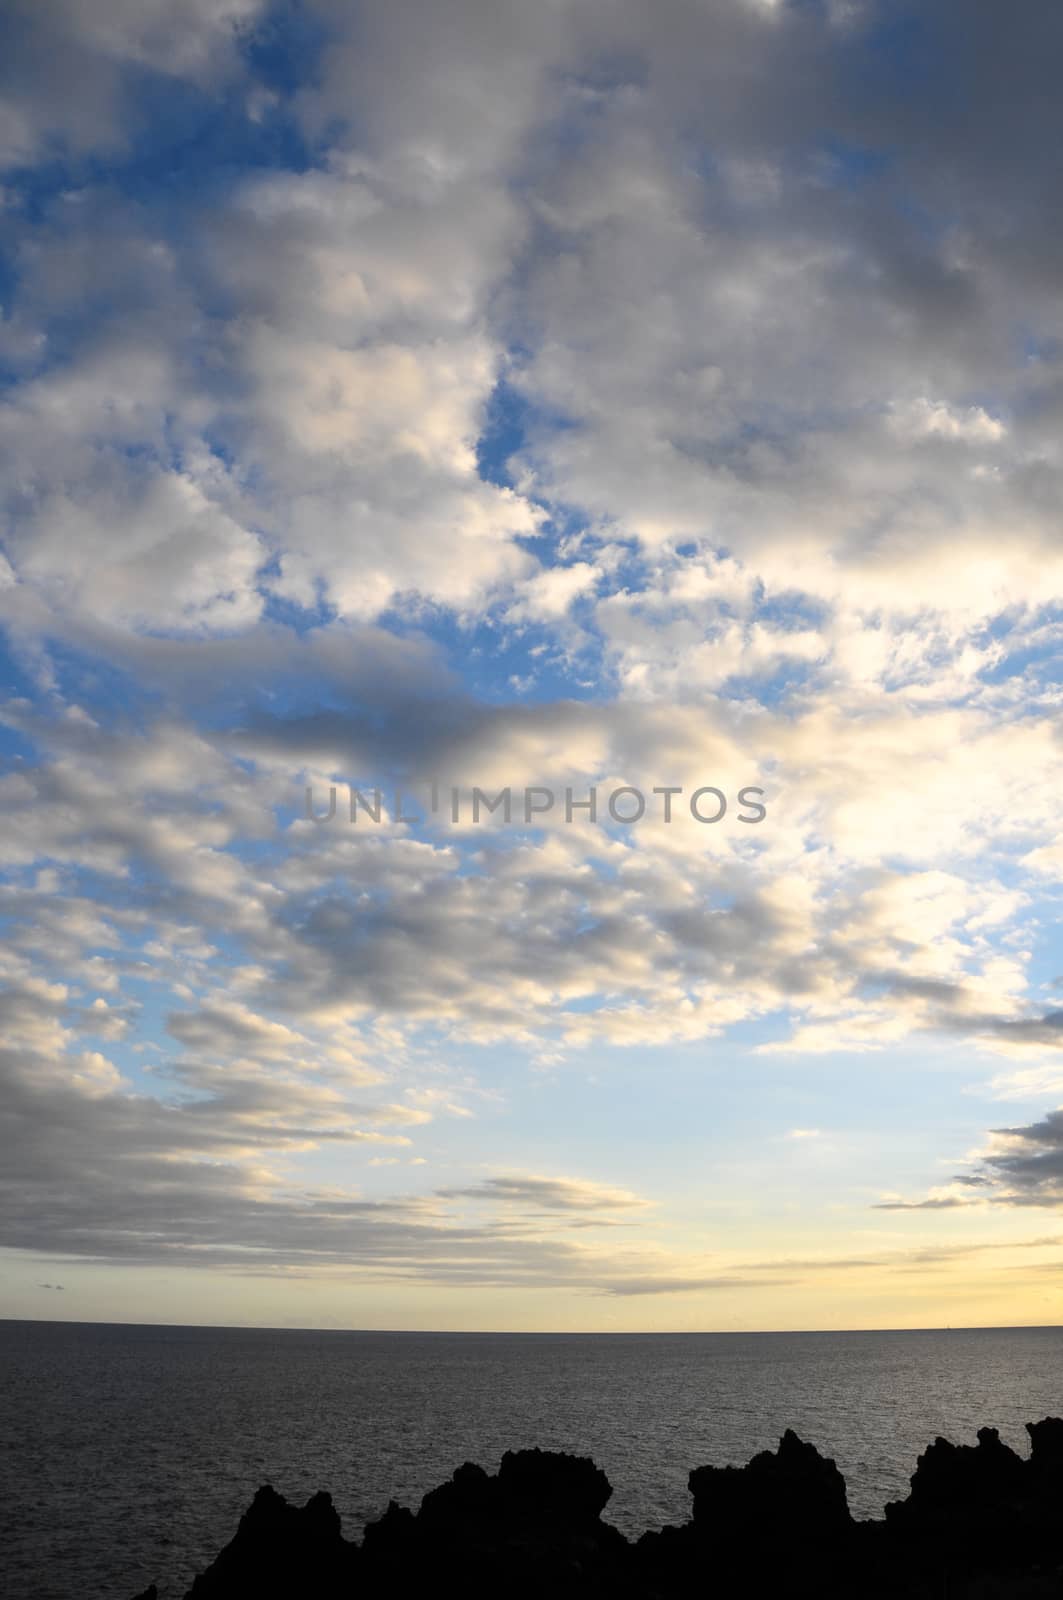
[[132, 1419, 1063, 1598]]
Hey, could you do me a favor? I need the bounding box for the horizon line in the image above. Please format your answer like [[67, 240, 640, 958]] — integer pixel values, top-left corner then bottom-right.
[[4, 1316, 1063, 1337]]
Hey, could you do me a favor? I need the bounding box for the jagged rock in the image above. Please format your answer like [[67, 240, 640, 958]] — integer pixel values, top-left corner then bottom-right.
[[115, 1418, 1063, 1600], [183, 1484, 358, 1598], [887, 1427, 1025, 1522], [882, 1423, 1063, 1587], [360, 1494, 418, 1553], [361, 1448, 630, 1598], [689, 1426, 852, 1543], [635, 1430, 855, 1598], [1027, 1415, 1063, 1478]]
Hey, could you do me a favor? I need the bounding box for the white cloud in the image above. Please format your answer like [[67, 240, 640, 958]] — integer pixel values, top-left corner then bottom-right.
[[889, 398, 1006, 444]]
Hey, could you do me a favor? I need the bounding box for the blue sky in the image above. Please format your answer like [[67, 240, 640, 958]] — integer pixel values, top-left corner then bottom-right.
[[3, 0, 1063, 1330]]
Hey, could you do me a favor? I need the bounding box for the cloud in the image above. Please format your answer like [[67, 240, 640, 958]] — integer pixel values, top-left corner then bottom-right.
[[888, 1107, 1063, 1215], [434, 1175, 649, 1212], [972, 1111, 1063, 1209], [165, 1002, 311, 1061], [0, 1008, 785, 1295], [600, 1275, 794, 1296], [1, 676, 1058, 1064], [0, 0, 262, 167], [4, 0, 1063, 648], [506, 563, 602, 623], [3, 0, 1063, 1297], [888, 398, 1006, 445]]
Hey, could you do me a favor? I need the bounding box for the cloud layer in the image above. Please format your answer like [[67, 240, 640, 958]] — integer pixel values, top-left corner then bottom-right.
[[2, 0, 1063, 1312]]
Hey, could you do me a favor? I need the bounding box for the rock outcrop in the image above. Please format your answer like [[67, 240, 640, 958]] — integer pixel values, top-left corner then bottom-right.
[[129, 1418, 1063, 1598], [184, 1485, 358, 1598]]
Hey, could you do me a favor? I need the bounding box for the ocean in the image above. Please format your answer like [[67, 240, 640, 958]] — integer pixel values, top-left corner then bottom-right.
[[3, 1320, 1062, 1600]]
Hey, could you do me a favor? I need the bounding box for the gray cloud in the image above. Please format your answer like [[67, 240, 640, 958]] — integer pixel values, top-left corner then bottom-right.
[[0, 0, 262, 168], [977, 1111, 1063, 1208], [894, 1109, 1063, 1213], [600, 1275, 794, 1297]]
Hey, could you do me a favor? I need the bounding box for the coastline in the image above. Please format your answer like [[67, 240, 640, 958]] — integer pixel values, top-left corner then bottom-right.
[[131, 1419, 1063, 1599]]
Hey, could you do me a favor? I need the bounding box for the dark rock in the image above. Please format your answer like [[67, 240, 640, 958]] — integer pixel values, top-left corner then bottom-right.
[[497, 1446, 613, 1522], [360, 1447, 630, 1598], [887, 1427, 1025, 1523], [635, 1430, 855, 1598], [882, 1423, 1063, 1587], [689, 1425, 851, 1544], [128, 1416, 1063, 1600], [1027, 1415, 1063, 1478], [183, 1483, 358, 1598]]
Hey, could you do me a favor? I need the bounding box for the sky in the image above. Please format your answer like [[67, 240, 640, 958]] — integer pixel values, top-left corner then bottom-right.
[[2, 0, 1063, 1333]]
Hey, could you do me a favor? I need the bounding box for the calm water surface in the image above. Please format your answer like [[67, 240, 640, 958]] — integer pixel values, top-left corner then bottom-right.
[[3, 1320, 1063, 1599]]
